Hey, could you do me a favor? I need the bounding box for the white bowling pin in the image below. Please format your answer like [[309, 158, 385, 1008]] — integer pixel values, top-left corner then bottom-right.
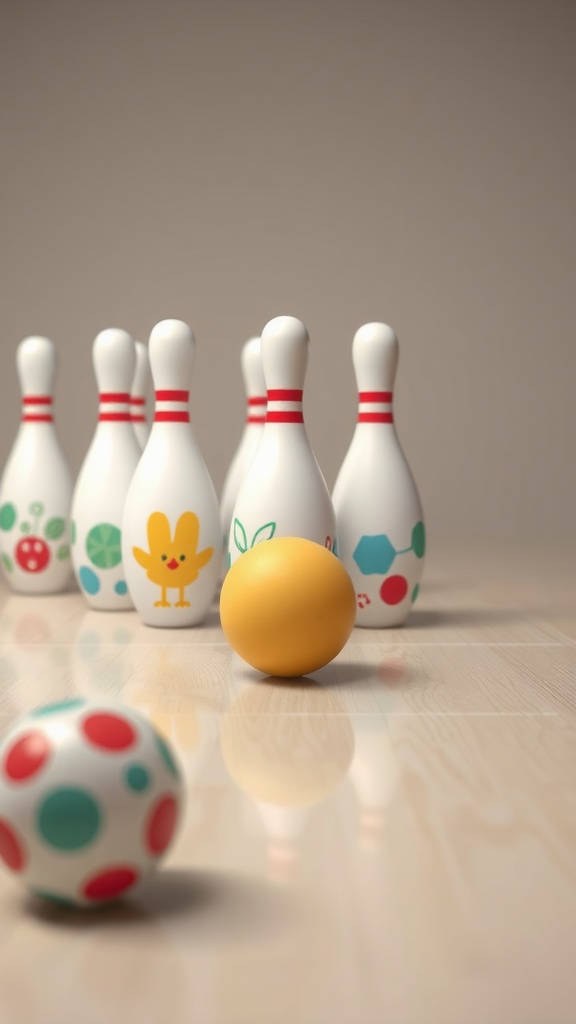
[[332, 323, 425, 627], [71, 328, 141, 610], [220, 336, 266, 553], [0, 336, 73, 594], [130, 340, 151, 449], [228, 316, 336, 565], [122, 319, 220, 627]]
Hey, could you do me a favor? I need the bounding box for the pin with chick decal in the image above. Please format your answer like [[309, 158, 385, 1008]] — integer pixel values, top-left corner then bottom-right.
[[122, 319, 221, 627]]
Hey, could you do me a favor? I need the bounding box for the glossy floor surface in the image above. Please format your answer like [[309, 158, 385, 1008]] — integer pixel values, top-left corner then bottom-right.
[[0, 540, 574, 1024]]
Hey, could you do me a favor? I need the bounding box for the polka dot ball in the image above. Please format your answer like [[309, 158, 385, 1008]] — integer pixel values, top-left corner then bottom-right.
[[0, 699, 184, 906]]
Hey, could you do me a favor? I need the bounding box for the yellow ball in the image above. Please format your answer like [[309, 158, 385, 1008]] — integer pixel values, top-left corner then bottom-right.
[[220, 537, 357, 677]]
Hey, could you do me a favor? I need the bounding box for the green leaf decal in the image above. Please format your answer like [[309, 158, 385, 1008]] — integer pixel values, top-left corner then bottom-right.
[[412, 521, 426, 559], [29, 501, 44, 517], [70, 520, 76, 545], [251, 522, 276, 547], [233, 518, 248, 554], [1, 553, 13, 573], [20, 522, 30, 535], [56, 544, 70, 560], [86, 523, 122, 569], [0, 503, 17, 531], [45, 517, 65, 541]]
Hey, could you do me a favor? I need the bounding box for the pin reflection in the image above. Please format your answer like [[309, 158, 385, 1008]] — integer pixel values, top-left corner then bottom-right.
[[220, 678, 354, 879]]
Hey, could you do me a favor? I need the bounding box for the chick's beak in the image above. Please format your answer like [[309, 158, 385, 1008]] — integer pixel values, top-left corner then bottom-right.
[[167, 558, 179, 570]]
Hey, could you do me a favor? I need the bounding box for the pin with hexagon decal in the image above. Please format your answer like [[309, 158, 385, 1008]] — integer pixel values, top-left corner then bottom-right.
[[333, 324, 426, 626]]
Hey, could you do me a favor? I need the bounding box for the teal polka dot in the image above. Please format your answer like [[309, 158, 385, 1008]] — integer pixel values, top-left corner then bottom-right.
[[37, 788, 101, 850], [125, 764, 150, 792], [411, 583, 420, 604], [114, 580, 128, 596], [156, 734, 179, 778], [30, 698, 87, 718], [79, 566, 100, 595], [32, 889, 75, 906]]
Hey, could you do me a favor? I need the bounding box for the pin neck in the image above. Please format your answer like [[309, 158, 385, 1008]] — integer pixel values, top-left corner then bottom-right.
[[357, 390, 394, 423], [22, 395, 54, 422], [130, 395, 147, 423], [98, 391, 131, 422], [154, 389, 190, 423], [265, 388, 304, 424], [247, 395, 266, 424]]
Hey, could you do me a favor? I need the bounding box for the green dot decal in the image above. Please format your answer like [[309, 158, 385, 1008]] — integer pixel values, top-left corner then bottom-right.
[[30, 698, 87, 718], [411, 583, 420, 604], [70, 520, 76, 545], [0, 503, 17, 531], [1, 554, 13, 574], [45, 517, 65, 541], [156, 734, 179, 778], [125, 764, 150, 792], [37, 788, 101, 851], [56, 544, 70, 560], [412, 522, 426, 559], [86, 523, 122, 569]]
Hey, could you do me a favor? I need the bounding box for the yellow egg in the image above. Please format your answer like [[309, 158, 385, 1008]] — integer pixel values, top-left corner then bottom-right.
[[220, 538, 357, 677]]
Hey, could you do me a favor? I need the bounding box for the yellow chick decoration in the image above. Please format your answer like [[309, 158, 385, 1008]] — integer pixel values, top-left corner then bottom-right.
[[133, 511, 214, 608]]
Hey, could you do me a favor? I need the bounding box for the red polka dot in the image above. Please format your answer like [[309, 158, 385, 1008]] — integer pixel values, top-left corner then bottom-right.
[[0, 819, 26, 871], [145, 795, 178, 856], [379, 575, 409, 606], [82, 866, 139, 902], [4, 730, 51, 782], [82, 713, 136, 752]]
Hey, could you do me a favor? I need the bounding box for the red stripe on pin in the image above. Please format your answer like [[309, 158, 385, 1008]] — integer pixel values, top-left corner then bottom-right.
[[154, 411, 190, 422], [248, 396, 267, 406], [267, 389, 303, 402], [247, 415, 266, 424], [131, 415, 146, 422], [99, 392, 131, 403], [266, 411, 304, 423], [99, 413, 132, 422], [155, 390, 189, 402], [358, 391, 393, 403], [23, 396, 52, 405], [22, 414, 53, 422], [358, 412, 394, 423], [130, 397, 145, 406]]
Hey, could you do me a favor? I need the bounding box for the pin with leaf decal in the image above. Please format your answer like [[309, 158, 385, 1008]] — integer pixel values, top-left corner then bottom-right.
[[229, 317, 336, 565]]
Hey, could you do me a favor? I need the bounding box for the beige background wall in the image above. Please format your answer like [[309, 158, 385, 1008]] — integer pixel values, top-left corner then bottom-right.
[[1, 0, 574, 540]]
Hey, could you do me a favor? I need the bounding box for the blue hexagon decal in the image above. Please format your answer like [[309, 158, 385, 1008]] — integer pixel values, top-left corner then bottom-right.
[[353, 534, 396, 575]]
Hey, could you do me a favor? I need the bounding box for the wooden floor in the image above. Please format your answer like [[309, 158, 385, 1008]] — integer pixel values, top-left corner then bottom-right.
[[0, 539, 574, 1024]]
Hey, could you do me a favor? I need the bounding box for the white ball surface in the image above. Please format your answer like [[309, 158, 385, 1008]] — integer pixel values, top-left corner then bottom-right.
[[0, 698, 184, 906]]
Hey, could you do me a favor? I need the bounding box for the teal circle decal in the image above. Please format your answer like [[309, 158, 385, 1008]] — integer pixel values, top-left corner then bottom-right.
[[79, 566, 100, 595]]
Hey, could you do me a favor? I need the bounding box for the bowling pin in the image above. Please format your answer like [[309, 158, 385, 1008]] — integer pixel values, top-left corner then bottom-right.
[[332, 323, 425, 627], [130, 340, 151, 449], [71, 328, 141, 610], [220, 335, 266, 553], [122, 319, 220, 627], [0, 336, 73, 594], [228, 316, 336, 565]]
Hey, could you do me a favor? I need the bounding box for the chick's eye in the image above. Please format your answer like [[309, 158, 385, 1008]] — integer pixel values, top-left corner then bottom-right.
[[161, 554, 167, 561], [180, 554, 186, 561]]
